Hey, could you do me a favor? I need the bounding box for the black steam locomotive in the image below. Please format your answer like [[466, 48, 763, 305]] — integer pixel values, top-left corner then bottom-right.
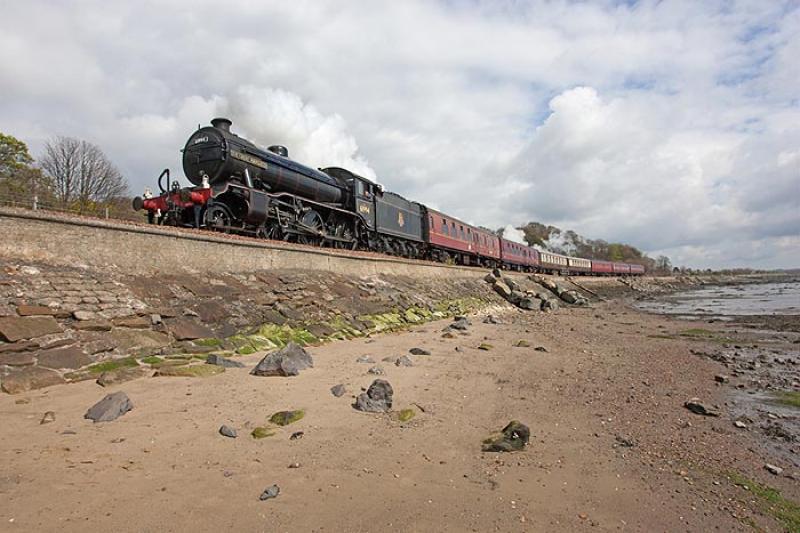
[[137, 118, 423, 257]]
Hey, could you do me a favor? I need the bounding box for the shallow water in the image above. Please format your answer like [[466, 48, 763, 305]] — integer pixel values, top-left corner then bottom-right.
[[636, 282, 800, 316]]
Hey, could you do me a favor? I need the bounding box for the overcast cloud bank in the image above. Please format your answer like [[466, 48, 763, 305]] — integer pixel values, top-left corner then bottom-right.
[[1, 1, 797, 268]]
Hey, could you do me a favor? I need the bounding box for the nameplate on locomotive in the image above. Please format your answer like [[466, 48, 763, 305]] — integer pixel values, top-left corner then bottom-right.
[[231, 150, 268, 170]]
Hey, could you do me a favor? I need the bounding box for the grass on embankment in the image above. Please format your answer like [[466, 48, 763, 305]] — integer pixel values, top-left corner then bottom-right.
[[770, 391, 800, 409], [728, 471, 800, 532]]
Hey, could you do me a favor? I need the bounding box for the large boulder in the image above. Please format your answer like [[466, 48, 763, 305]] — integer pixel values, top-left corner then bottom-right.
[[354, 379, 394, 413], [504, 278, 519, 292], [541, 299, 559, 312], [482, 421, 530, 452], [509, 290, 526, 305], [84, 391, 133, 422], [251, 342, 313, 377], [518, 297, 541, 311], [492, 282, 512, 300]]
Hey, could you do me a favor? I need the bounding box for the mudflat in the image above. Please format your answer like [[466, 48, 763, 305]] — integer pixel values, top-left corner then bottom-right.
[[1, 299, 797, 532]]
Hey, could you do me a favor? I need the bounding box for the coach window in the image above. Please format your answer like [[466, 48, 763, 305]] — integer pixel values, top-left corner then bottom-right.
[[451, 222, 456, 236], [442, 219, 449, 235]]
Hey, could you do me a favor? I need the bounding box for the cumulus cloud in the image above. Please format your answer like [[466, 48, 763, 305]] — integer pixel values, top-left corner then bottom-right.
[[0, 0, 797, 268]]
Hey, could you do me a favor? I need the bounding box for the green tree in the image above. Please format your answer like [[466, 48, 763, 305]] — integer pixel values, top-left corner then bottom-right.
[[0, 132, 52, 203]]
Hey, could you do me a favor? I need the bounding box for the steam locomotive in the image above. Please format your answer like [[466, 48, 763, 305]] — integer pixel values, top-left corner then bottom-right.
[[133, 118, 645, 276]]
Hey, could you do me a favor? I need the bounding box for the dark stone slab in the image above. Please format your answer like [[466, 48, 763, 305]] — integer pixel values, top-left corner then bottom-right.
[[112, 316, 151, 329], [206, 354, 245, 368], [1, 366, 65, 394], [0, 351, 37, 366], [16, 305, 57, 316], [84, 391, 133, 422], [72, 319, 113, 332], [167, 319, 215, 341], [0, 316, 63, 342], [38, 345, 91, 370], [251, 342, 313, 377]]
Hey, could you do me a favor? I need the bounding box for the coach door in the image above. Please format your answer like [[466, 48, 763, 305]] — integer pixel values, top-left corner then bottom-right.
[[354, 178, 376, 229]]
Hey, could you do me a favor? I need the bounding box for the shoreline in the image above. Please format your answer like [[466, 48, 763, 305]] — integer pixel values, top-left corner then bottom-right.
[[1, 277, 799, 531]]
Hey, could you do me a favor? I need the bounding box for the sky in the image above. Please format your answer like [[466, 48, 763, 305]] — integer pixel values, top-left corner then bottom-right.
[[1, 0, 798, 269]]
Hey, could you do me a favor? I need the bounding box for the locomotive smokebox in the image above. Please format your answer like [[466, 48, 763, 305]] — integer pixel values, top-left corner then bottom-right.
[[210, 117, 232, 132]]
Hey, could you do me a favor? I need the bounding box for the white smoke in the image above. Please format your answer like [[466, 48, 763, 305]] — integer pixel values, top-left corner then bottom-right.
[[502, 224, 527, 245], [217, 86, 377, 180]]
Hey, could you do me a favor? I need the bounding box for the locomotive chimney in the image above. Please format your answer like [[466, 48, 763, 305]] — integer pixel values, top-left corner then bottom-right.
[[211, 117, 232, 132]]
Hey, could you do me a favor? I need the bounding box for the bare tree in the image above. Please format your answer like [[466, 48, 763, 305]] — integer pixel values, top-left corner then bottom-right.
[[40, 137, 128, 211]]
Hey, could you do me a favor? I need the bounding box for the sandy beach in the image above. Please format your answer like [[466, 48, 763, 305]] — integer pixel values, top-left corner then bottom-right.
[[3, 289, 798, 532]]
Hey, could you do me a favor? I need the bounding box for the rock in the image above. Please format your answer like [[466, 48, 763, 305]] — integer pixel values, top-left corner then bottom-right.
[[482, 421, 530, 452], [449, 317, 470, 331], [354, 379, 393, 413], [269, 410, 305, 426], [330, 384, 346, 397], [515, 340, 531, 348], [251, 342, 314, 377], [534, 346, 548, 352], [167, 319, 214, 341], [96, 367, 149, 387], [154, 364, 225, 378], [72, 319, 113, 332], [395, 355, 414, 367], [441, 332, 456, 339], [16, 305, 57, 316], [290, 431, 304, 440], [541, 299, 559, 312], [765, 464, 783, 476], [397, 408, 416, 422], [714, 374, 729, 384], [492, 282, 512, 299], [84, 391, 133, 423], [561, 291, 579, 304], [367, 365, 384, 375], [1, 366, 65, 394], [40, 411, 56, 424], [491, 268, 501, 278], [484, 273, 497, 284], [0, 351, 36, 366], [219, 425, 238, 438], [109, 329, 171, 352], [0, 316, 63, 342], [356, 355, 375, 364], [206, 354, 245, 368], [483, 315, 499, 324], [409, 347, 430, 356], [684, 398, 719, 417], [150, 314, 162, 325], [19, 265, 41, 275], [112, 316, 151, 329], [72, 310, 96, 321], [614, 435, 636, 448], [518, 298, 541, 311], [509, 290, 525, 304], [251, 426, 275, 439], [37, 345, 91, 370], [259, 484, 280, 501], [734, 420, 747, 429], [478, 343, 493, 351], [505, 278, 519, 291]]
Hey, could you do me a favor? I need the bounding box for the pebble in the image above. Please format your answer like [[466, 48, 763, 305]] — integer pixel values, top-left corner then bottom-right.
[[219, 425, 238, 438], [734, 421, 747, 429], [40, 411, 56, 425], [259, 484, 280, 501], [765, 464, 783, 476]]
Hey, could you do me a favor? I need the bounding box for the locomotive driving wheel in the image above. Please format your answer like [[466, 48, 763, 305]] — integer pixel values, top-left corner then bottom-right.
[[205, 204, 233, 233], [297, 210, 325, 246]]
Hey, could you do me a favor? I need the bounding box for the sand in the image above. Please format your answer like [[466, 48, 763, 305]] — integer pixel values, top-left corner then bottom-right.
[[0, 300, 795, 532]]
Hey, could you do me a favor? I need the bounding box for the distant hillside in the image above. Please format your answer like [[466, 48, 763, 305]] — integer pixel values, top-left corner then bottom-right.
[[500, 221, 666, 271]]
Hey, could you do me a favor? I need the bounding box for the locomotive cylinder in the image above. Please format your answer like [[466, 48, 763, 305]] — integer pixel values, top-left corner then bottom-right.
[[182, 118, 344, 204]]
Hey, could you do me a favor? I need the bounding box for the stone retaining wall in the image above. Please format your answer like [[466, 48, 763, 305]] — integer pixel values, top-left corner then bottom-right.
[[1, 208, 480, 278]]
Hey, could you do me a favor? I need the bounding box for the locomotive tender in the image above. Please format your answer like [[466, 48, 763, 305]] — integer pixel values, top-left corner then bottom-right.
[[133, 118, 645, 276]]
